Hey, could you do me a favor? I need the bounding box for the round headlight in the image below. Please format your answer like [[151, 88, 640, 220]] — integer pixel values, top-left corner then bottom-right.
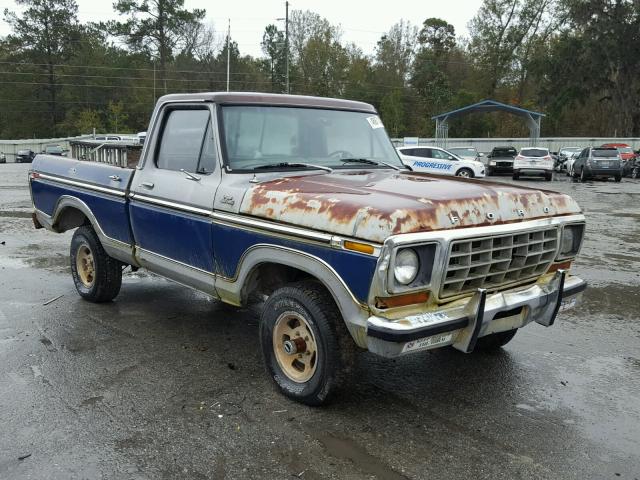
[[561, 227, 575, 254], [394, 248, 419, 285]]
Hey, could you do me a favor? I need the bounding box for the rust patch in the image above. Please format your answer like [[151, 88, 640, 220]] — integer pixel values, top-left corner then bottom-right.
[[240, 171, 582, 242]]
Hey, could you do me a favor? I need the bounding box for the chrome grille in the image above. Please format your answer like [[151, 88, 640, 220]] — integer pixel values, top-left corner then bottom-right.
[[440, 228, 559, 298]]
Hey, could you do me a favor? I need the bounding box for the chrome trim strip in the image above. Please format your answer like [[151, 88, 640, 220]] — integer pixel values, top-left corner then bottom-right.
[[212, 211, 333, 244], [130, 193, 212, 216], [386, 214, 586, 246], [136, 246, 215, 277], [35, 173, 126, 197]]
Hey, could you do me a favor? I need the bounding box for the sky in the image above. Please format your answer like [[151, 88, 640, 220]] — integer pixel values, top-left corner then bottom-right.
[[0, 0, 484, 57]]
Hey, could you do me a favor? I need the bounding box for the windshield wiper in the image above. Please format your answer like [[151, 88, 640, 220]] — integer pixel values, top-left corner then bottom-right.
[[340, 158, 402, 171], [253, 162, 333, 173]]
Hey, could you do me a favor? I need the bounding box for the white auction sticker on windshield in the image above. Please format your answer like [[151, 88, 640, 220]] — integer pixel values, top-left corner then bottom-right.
[[366, 116, 384, 129]]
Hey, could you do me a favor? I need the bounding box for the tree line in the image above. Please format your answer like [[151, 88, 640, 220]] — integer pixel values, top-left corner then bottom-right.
[[0, 0, 638, 139]]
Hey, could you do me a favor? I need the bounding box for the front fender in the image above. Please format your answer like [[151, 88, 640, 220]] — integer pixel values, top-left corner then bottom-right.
[[214, 244, 371, 347]]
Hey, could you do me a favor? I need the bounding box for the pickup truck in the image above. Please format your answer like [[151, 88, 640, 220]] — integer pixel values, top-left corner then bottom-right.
[[486, 146, 518, 175], [28, 93, 587, 405]]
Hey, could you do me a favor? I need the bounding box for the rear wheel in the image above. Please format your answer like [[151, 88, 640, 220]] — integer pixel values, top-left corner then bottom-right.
[[474, 329, 518, 351], [456, 168, 474, 178], [580, 168, 588, 182], [260, 280, 355, 406], [70, 225, 122, 302]]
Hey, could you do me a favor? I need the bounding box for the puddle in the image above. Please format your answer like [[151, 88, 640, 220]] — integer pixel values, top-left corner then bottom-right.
[[313, 432, 408, 480], [24, 254, 69, 270]]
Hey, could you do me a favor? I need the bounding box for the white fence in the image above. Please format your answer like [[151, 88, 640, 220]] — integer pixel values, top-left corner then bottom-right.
[[390, 137, 640, 154]]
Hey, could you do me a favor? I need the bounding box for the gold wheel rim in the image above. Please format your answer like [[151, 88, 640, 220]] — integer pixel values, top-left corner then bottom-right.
[[76, 244, 95, 288], [272, 311, 318, 383]]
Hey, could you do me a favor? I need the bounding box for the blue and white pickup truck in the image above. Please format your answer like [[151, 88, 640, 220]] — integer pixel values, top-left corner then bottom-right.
[[29, 93, 587, 405]]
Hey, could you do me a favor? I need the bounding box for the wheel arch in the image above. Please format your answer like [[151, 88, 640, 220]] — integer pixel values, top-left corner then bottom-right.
[[215, 244, 370, 347]]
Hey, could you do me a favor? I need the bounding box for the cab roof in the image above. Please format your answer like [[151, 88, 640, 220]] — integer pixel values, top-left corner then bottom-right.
[[157, 92, 377, 113]]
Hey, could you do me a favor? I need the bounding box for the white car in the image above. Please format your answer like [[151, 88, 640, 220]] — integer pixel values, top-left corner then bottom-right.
[[513, 147, 554, 181], [396, 146, 485, 178]]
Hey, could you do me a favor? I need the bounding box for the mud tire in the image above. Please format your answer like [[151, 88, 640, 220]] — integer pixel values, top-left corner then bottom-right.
[[260, 280, 356, 406], [70, 225, 122, 303]]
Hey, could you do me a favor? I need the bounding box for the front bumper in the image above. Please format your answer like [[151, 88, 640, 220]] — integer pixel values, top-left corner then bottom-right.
[[366, 270, 586, 357]]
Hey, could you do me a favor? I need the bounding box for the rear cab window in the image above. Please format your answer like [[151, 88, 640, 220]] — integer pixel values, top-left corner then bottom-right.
[[592, 149, 618, 158], [520, 148, 549, 157]]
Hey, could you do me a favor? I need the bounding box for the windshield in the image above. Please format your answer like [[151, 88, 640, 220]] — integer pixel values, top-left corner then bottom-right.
[[220, 106, 404, 171], [520, 148, 548, 157], [593, 149, 618, 158], [448, 148, 476, 156]]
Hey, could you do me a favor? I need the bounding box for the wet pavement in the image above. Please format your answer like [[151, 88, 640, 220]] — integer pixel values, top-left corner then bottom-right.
[[0, 162, 639, 479]]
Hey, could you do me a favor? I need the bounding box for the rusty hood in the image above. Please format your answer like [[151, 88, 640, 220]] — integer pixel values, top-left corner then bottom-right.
[[239, 170, 582, 243]]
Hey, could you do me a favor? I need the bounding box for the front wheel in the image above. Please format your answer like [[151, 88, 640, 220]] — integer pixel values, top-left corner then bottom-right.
[[455, 168, 474, 178], [260, 280, 354, 406], [70, 225, 123, 302]]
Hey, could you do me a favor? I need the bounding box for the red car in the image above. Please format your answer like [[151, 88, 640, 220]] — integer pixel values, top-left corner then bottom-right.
[[602, 143, 637, 176]]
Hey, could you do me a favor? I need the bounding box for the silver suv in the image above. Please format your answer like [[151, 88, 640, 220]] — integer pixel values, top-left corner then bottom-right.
[[572, 147, 622, 182]]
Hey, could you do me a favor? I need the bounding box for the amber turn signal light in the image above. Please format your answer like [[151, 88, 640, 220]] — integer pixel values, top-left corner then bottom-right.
[[375, 291, 430, 309], [343, 240, 375, 255], [548, 260, 572, 273]]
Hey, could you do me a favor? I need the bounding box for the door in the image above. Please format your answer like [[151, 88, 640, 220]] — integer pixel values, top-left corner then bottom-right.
[[129, 104, 222, 294]]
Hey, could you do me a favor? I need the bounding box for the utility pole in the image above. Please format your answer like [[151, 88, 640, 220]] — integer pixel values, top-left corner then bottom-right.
[[153, 60, 156, 107], [226, 18, 231, 92], [285, 1, 289, 94]]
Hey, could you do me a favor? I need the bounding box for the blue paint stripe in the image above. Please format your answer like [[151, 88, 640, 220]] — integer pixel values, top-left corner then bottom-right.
[[31, 180, 131, 244]]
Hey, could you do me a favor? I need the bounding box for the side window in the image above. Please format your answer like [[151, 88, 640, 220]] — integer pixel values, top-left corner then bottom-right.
[[156, 109, 211, 172], [414, 148, 431, 158], [431, 149, 453, 160]]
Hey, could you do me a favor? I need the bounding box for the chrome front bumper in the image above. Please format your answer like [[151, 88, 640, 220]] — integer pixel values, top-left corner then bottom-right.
[[367, 270, 587, 357]]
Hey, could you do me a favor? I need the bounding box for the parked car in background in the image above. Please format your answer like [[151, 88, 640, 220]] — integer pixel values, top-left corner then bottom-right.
[[447, 146, 483, 162], [0, 152, 6, 164], [565, 150, 582, 176], [16, 149, 36, 163], [557, 147, 582, 171], [486, 146, 518, 175], [396, 146, 485, 178], [513, 147, 554, 181], [572, 147, 622, 182], [43, 144, 66, 156]]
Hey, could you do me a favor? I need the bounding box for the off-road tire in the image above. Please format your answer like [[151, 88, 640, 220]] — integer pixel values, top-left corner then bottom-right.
[[473, 329, 518, 351], [70, 225, 122, 302], [260, 280, 356, 406], [456, 168, 474, 178]]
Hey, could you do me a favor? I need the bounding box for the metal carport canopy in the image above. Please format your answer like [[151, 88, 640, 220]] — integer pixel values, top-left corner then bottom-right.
[[431, 99, 545, 147]]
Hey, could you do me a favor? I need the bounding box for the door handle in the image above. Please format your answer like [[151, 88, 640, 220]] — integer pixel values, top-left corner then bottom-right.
[[139, 182, 154, 189], [109, 175, 121, 182]]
